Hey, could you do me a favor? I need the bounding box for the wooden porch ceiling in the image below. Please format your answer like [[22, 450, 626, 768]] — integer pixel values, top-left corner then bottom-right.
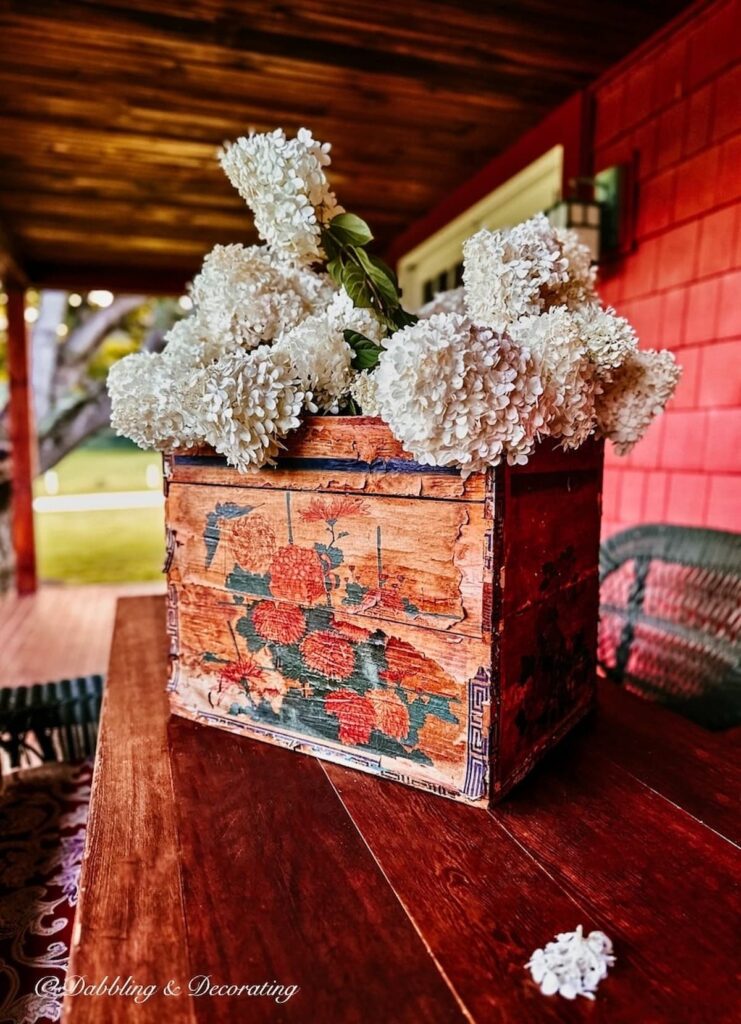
[[0, 0, 691, 291]]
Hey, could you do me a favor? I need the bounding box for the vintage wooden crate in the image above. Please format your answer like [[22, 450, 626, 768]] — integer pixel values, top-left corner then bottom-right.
[[164, 417, 603, 806]]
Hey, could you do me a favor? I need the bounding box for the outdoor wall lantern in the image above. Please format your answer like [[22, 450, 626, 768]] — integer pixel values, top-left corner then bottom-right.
[[547, 164, 627, 264]]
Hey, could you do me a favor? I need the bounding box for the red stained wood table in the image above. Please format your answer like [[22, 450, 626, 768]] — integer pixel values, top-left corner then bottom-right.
[[63, 596, 740, 1023]]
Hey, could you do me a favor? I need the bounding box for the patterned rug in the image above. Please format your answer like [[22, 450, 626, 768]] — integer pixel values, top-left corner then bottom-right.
[[0, 761, 92, 1024]]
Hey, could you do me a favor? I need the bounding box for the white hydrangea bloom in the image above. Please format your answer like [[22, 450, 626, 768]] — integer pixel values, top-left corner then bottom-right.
[[463, 213, 597, 330], [191, 244, 334, 352], [161, 316, 206, 364], [348, 369, 380, 416], [374, 313, 543, 475], [526, 926, 615, 1000], [510, 307, 597, 449], [192, 346, 305, 472], [418, 287, 466, 318], [596, 348, 681, 455], [555, 227, 599, 311], [273, 289, 383, 413], [577, 305, 638, 374], [108, 351, 203, 451], [219, 128, 343, 265], [161, 314, 228, 367]]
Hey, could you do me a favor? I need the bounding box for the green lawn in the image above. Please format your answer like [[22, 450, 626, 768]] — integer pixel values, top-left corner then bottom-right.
[[35, 443, 166, 585], [34, 447, 161, 497]]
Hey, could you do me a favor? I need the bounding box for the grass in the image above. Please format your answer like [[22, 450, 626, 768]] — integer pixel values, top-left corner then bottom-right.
[[34, 447, 161, 497], [35, 443, 166, 585]]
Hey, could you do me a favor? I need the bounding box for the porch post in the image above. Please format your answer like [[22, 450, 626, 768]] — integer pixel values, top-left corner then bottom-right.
[[6, 283, 37, 594]]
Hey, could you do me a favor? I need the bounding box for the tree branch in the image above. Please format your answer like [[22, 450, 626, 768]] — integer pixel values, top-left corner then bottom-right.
[[38, 387, 113, 474], [60, 295, 146, 365]]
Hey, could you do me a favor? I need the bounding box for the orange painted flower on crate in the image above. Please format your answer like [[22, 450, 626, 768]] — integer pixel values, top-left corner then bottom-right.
[[368, 689, 410, 741], [226, 514, 277, 574], [299, 495, 369, 523], [381, 636, 458, 696], [218, 656, 264, 691], [325, 690, 376, 746], [331, 618, 372, 643], [251, 672, 291, 716], [253, 601, 306, 645], [300, 630, 355, 681], [269, 545, 326, 605]]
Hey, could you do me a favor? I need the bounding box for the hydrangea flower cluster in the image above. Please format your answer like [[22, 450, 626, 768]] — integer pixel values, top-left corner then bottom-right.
[[108, 127, 681, 475], [273, 290, 383, 413], [219, 128, 343, 265], [595, 348, 681, 455], [463, 213, 597, 330], [509, 307, 597, 450], [373, 314, 543, 474], [191, 244, 333, 351], [196, 347, 305, 471]]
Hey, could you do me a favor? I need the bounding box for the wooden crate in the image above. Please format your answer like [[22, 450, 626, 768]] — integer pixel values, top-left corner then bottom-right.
[[165, 417, 603, 806]]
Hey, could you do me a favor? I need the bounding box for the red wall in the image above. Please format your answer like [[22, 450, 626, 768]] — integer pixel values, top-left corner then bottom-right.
[[594, 0, 740, 536], [392, 0, 740, 539]]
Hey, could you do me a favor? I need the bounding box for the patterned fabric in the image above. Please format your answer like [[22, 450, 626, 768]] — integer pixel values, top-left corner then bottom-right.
[[0, 761, 92, 1024]]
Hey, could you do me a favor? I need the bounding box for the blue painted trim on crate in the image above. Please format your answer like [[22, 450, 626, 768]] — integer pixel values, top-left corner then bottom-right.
[[173, 454, 462, 476], [463, 667, 490, 800]]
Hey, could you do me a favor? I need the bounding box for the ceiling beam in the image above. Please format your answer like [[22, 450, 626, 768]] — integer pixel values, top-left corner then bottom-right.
[[26, 261, 193, 295]]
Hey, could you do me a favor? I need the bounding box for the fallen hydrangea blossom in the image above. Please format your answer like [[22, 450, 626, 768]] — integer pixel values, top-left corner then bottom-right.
[[526, 925, 615, 1000]]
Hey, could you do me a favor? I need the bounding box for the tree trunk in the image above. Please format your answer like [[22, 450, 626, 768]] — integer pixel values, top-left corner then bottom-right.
[[32, 290, 68, 426]]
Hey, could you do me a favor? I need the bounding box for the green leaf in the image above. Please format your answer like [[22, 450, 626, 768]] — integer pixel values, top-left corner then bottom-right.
[[326, 256, 344, 286], [344, 329, 383, 370], [328, 212, 374, 247], [354, 247, 399, 307], [368, 253, 399, 288], [342, 261, 373, 308], [390, 306, 419, 330], [321, 229, 341, 261]]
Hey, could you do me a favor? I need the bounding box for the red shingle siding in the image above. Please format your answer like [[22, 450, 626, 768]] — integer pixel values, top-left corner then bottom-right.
[[596, 0, 740, 538]]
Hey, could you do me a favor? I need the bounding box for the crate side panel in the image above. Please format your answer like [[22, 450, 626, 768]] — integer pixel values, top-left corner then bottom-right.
[[501, 460, 604, 617], [166, 481, 488, 638], [492, 442, 603, 799], [168, 582, 491, 803], [493, 574, 598, 797], [166, 455, 487, 502]]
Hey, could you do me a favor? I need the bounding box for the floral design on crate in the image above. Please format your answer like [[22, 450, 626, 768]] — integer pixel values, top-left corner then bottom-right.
[[200, 495, 466, 768], [203, 491, 459, 625], [204, 600, 464, 768]]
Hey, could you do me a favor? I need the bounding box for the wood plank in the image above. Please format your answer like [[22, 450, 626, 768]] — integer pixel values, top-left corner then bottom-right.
[[594, 679, 741, 844], [63, 596, 195, 1024], [490, 728, 741, 1020], [168, 713, 467, 1024], [5, 284, 36, 594], [324, 761, 675, 1023], [0, 583, 165, 687]]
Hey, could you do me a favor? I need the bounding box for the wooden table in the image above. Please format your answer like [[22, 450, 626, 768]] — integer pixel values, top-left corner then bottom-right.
[[64, 597, 740, 1023]]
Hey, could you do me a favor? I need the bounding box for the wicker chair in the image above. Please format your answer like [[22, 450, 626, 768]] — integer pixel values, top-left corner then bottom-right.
[[599, 524, 741, 731], [0, 674, 104, 772]]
